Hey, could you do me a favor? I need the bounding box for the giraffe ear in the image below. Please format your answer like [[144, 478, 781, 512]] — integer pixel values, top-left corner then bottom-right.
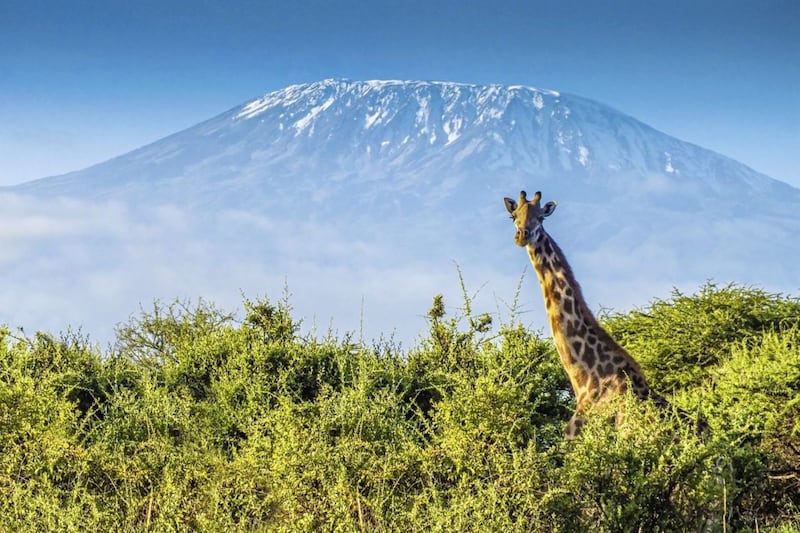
[[503, 197, 517, 214], [542, 201, 557, 217]]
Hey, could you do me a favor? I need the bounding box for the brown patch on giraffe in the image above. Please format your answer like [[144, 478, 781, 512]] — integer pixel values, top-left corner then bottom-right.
[[566, 416, 584, 439], [572, 338, 584, 353], [582, 346, 596, 368], [566, 320, 577, 337]]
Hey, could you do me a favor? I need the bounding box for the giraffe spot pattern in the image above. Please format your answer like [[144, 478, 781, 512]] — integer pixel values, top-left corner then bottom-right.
[[572, 340, 583, 357], [582, 346, 596, 368], [566, 320, 577, 338], [520, 223, 663, 437]]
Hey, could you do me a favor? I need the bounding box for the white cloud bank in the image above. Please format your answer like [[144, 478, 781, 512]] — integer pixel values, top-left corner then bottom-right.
[[2, 191, 798, 348]]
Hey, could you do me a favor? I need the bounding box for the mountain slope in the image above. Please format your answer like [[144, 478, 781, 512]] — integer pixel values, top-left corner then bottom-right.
[[13, 79, 798, 205], [2, 79, 799, 344]]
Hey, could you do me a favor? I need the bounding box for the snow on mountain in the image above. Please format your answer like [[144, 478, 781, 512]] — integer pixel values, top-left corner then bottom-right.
[[15, 79, 798, 205], [2, 79, 799, 345]]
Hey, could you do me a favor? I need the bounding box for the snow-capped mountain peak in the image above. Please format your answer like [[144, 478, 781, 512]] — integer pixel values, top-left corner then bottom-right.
[[13, 79, 797, 205]]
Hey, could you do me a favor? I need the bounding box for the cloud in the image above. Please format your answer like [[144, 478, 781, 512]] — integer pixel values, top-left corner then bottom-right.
[[0, 194, 131, 239], [0, 193, 453, 344], [2, 189, 799, 348]]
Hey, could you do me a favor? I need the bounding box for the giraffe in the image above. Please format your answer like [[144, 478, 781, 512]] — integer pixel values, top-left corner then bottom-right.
[[503, 190, 669, 438]]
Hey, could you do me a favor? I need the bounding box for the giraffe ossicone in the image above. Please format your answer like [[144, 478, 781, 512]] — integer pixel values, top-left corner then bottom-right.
[[504, 189, 669, 438]]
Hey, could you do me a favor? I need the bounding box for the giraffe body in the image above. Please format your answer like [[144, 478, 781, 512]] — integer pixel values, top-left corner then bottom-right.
[[504, 190, 667, 438]]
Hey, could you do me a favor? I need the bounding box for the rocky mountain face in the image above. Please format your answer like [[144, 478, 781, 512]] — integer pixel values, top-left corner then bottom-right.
[[3, 79, 799, 344]]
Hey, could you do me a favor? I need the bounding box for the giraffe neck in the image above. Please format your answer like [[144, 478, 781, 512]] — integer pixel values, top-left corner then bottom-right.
[[526, 228, 650, 403], [527, 229, 599, 349]]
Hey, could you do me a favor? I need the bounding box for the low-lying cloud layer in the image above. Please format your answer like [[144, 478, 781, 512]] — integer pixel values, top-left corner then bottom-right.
[[2, 189, 798, 348]]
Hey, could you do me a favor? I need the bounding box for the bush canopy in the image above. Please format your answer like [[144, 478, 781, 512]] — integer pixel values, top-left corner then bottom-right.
[[1, 282, 798, 531]]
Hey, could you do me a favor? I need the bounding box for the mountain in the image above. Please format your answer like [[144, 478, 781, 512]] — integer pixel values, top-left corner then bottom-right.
[[2, 79, 799, 344], [14, 79, 799, 205]]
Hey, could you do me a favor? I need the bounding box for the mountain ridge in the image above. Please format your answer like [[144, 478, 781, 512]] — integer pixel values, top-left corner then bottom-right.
[[10, 79, 798, 205]]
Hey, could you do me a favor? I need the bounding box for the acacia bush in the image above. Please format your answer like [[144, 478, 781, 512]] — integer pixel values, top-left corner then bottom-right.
[[0, 283, 798, 531], [602, 282, 800, 392]]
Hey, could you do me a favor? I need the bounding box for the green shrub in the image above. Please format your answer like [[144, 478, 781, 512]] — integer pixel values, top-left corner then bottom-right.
[[1, 284, 799, 531], [603, 282, 800, 392]]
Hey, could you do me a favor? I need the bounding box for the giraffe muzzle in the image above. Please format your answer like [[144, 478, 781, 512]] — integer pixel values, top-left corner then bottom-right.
[[515, 228, 531, 246]]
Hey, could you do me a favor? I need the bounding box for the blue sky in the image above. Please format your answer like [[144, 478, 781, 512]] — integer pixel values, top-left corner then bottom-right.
[[1, 0, 798, 186]]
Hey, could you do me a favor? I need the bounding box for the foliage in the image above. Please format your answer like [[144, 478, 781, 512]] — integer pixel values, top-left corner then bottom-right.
[[602, 282, 800, 392], [1, 283, 799, 531]]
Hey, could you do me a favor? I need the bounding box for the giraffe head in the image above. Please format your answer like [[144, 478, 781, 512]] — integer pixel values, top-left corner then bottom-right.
[[503, 190, 558, 247]]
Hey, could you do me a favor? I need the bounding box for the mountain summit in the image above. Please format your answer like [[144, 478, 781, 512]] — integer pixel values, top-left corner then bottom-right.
[[3, 79, 800, 344], [14, 79, 797, 206]]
